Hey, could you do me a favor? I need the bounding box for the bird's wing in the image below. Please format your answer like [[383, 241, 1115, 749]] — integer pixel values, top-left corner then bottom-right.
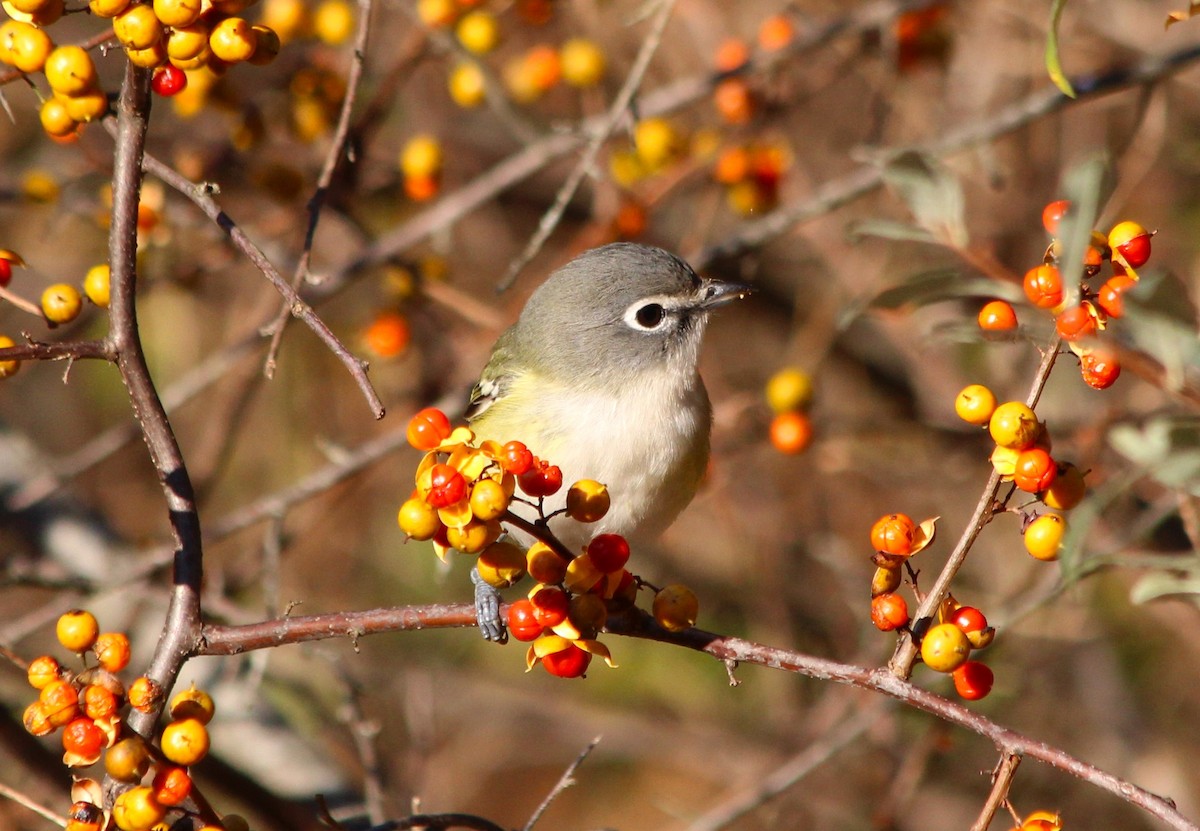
[[464, 372, 509, 421]]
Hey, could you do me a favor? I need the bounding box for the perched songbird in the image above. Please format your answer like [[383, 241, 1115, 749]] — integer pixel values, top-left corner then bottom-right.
[[466, 243, 750, 639]]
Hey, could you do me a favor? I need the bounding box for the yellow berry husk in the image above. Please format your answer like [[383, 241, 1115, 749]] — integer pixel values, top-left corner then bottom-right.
[[0, 335, 21, 378], [653, 584, 698, 632], [169, 684, 215, 724], [566, 479, 610, 523], [445, 518, 501, 554], [476, 541, 526, 588], [161, 717, 210, 766], [526, 541, 567, 584]]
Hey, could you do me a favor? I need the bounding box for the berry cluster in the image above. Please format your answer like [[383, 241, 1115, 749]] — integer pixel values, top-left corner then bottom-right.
[[712, 142, 788, 217], [977, 200, 1153, 390], [398, 407, 701, 677], [867, 514, 997, 699], [19, 610, 238, 831], [0, 0, 281, 140], [763, 365, 814, 455]]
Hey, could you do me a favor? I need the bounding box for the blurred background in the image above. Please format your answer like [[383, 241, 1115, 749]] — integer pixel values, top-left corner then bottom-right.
[[2, 0, 1200, 829]]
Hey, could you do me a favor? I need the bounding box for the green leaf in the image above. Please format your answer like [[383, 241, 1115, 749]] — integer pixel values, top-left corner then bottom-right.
[[1130, 571, 1200, 605], [1120, 273, 1200, 391], [880, 151, 968, 249], [1108, 417, 1200, 495], [1046, 0, 1076, 98], [846, 218, 936, 244]]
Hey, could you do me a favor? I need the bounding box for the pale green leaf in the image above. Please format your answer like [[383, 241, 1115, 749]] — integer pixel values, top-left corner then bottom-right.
[[881, 151, 968, 248], [1046, 0, 1076, 98]]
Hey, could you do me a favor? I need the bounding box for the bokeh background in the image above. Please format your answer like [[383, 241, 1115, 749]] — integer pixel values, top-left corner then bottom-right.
[[2, 0, 1200, 829]]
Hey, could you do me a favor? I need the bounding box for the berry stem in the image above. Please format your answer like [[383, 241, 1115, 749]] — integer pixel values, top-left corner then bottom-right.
[[500, 508, 576, 563], [0, 284, 47, 317], [887, 336, 1062, 679]]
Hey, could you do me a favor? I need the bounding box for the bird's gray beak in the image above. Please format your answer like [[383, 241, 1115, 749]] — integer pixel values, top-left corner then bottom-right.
[[697, 278, 754, 310]]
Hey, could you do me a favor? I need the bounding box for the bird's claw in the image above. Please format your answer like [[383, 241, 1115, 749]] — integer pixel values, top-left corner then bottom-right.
[[471, 566, 507, 643]]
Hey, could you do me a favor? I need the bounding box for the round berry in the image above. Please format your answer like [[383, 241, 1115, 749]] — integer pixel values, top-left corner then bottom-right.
[[870, 513, 917, 556], [82, 684, 118, 720], [152, 0, 202, 27], [530, 586, 569, 627], [769, 410, 813, 455], [469, 477, 511, 522], [111, 785, 166, 831], [1055, 304, 1097, 342], [398, 496, 441, 540], [446, 517, 501, 555], [169, 685, 215, 724], [1108, 220, 1152, 268], [363, 310, 410, 358], [26, 655, 61, 689], [44, 46, 99, 96], [62, 716, 106, 762], [150, 64, 188, 97], [41, 283, 84, 325], [105, 736, 151, 782], [1080, 348, 1120, 390], [757, 13, 794, 51], [448, 61, 485, 108], [1097, 273, 1135, 319], [765, 366, 813, 413], [3, 20, 52, 73], [57, 609, 99, 652], [977, 299, 1017, 331], [475, 540, 525, 587], [209, 16, 257, 62], [506, 598, 543, 641], [560, 37, 605, 87], [714, 37, 749, 72], [127, 676, 164, 713], [161, 717, 210, 765], [633, 118, 679, 171], [541, 641, 591, 678], [653, 584, 698, 632], [586, 533, 630, 573], [406, 407, 452, 450], [1022, 264, 1063, 310], [23, 702, 53, 736], [39, 98, 76, 138], [566, 479, 610, 523], [113, 5, 164, 50], [1041, 199, 1071, 236], [151, 765, 193, 807], [988, 401, 1039, 450], [920, 622, 971, 673], [952, 660, 994, 700], [1024, 513, 1065, 561], [39, 679, 80, 727], [455, 9, 498, 54], [870, 593, 909, 631], [500, 440, 534, 475], [1013, 447, 1057, 493], [1043, 462, 1086, 510], [400, 134, 443, 180], [93, 631, 131, 672], [313, 0, 354, 45], [518, 458, 563, 498], [526, 541, 567, 585], [83, 264, 111, 307], [954, 384, 997, 426]]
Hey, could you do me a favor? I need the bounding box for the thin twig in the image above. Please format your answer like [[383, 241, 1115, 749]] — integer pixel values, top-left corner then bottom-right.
[[0, 781, 66, 828], [523, 736, 601, 831], [264, 0, 375, 378], [497, 0, 678, 292], [970, 751, 1023, 831]]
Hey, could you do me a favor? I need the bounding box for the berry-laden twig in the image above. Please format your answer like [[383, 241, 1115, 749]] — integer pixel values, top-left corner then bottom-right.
[[195, 601, 1198, 831]]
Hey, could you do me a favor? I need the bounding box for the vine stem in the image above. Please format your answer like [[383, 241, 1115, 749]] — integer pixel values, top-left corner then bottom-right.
[[888, 336, 1062, 678]]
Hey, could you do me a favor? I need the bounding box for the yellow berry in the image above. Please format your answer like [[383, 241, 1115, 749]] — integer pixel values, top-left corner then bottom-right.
[[954, 384, 997, 426], [566, 479, 610, 523], [0, 335, 21, 379], [88, 0, 130, 17], [447, 61, 485, 108], [152, 0, 202, 27], [313, 0, 354, 45], [397, 497, 441, 540], [56, 609, 99, 652], [169, 685, 215, 724], [44, 46, 99, 96], [469, 477, 511, 522], [653, 584, 698, 632], [259, 0, 308, 42], [93, 631, 131, 671], [416, 0, 456, 28], [60, 89, 109, 122], [765, 366, 813, 414], [526, 541, 567, 584], [111, 786, 166, 831], [1, 21, 52, 73], [209, 16, 257, 63], [41, 283, 83, 324], [475, 541, 526, 588], [399, 134, 442, 179], [633, 118, 680, 171], [988, 401, 1039, 450], [113, 4, 164, 50], [455, 9, 498, 54], [161, 717, 210, 766], [83, 264, 111, 307], [1043, 463, 1086, 511], [919, 622, 971, 673], [166, 21, 210, 61], [560, 37, 605, 87], [1024, 513, 1065, 561]]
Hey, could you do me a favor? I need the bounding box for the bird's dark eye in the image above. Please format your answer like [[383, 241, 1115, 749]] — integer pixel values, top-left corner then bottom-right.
[[635, 303, 665, 328]]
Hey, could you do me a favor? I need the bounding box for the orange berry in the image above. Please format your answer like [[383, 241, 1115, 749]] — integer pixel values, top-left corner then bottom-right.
[[714, 37, 749, 72], [1108, 220, 1152, 268], [1043, 462, 1086, 510], [151, 765, 193, 806], [1022, 264, 1063, 309], [113, 4, 164, 50], [93, 631, 131, 672], [406, 407, 451, 450], [870, 513, 916, 556], [39, 679, 80, 727], [1080, 347, 1120, 390], [713, 77, 754, 124], [44, 46, 99, 95], [977, 299, 1017, 331], [209, 16, 257, 63], [152, 0, 202, 28], [128, 676, 164, 713], [169, 685, 215, 724], [65, 801, 105, 831], [82, 684, 119, 720], [1097, 273, 1135, 319], [23, 702, 54, 736], [363, 310, 410, 358], [1041, 199, 1071, 236], [105, 736, 152, 782], [757, 14, 795, 51], [1055, 304, 1097, 341], [952, 660, 994, 700], [1013, 447, 1057, 493], [403, 174, 440, 202], [27, 655, 61, 689], [870, 593, 909, 631], [111, 785, 166, 831], [714, 146, 750, 184], [62, 716, 106, 762], [524, 43, 560, 91], [769, 410, 813, 455]]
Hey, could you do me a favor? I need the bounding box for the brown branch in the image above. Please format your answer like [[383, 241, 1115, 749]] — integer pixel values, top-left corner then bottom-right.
[[0, 338, 113, 363], [522, 736, 600, 831], [970, 751, 1023, 831], [197, 602, 1196, 831], [130, 144, 385, 419], [104, 61, 204, 738], [263, 0, 375, 378], [0, 780, 65, 827], [887, 337, 1062, 679]]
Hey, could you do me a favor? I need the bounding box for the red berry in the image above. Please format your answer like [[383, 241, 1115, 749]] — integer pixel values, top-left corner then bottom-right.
[[952, 660, 994, 700], [530, 587, 569, 626], [1080, 348, 1120, 390], [0, 258, 11, 287], [1013, 447, 1057, 493], [1055, 304, 1096, 341], [586, 533, 630, 573], [507, 599, 543, 641], [542, 643, 591, 678], [518, 458, 563, 497], [1041, 199, 1071, 236], [62, 717, 105, 760], [500, 440, 534, 475], [950, 605, 987, 634], [1108, 221, 1152, 268], [150, 64, 188, 96], [425, 463, 466, 508], [1023, 265, 1063, 309], [407, 407, 452, 450]]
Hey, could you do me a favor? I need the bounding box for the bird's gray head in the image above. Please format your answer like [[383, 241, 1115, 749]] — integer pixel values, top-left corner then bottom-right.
[[510, 243, 749, 386]]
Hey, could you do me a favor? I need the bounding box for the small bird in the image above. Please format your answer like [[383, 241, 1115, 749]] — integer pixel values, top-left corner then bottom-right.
[[466, 242, 750, 639]]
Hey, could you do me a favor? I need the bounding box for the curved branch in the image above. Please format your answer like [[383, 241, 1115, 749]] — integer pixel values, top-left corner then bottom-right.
[[198, 602, 1195, 831]]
